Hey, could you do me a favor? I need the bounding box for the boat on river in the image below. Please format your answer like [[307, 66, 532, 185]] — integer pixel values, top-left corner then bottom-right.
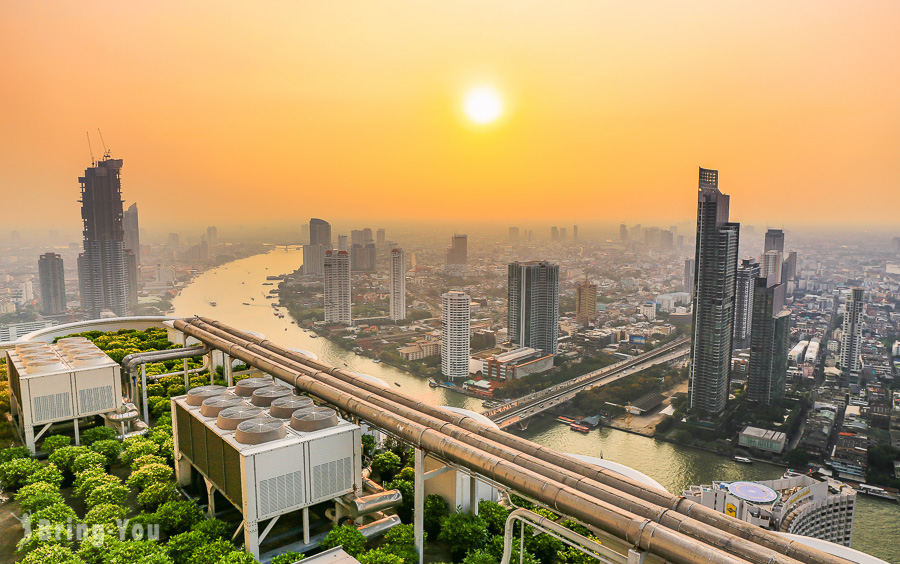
[[428, 379, 438, 388], [733, 456, 753, 464]]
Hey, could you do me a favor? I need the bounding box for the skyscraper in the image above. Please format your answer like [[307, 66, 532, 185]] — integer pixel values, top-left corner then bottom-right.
[[572, 225, 578, 244], [309, 218, 332, 248], [389, 249, 406, 322], [550, 226, 559, 241], [303, 244, 326, 276], [78, 156, 131, 319], [762, 250, 782, 285], [441, 291, 470, 379], [376, 228, 386, 246], [841, 287, 865, 382], [324, 250, 351, 325], [688, 168, 740, 415], [508, 261, 560, 356], [38, 252, 66, 315], [446, 234, 467, 273], [560, 227, 567, 242], [125, 249, 138, 310], [764, 229, 785, 254], [575, 279, 597, 327], [123, 202, 140, 265], [620, 223, 628, 241], [733, 258, 761, 350], [207, 226, 218, 247], [337, 234, 348, 252], [683, 258, 695, 300], [351, 242, 376, 272], [747, 278, 790, 404], [782, 251, 798, 285]]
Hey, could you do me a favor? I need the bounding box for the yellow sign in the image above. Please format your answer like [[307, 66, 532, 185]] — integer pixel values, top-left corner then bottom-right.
[[726, 503, 737, 517]]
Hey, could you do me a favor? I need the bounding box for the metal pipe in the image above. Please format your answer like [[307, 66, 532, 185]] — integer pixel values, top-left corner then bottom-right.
[[197, 317, 845, 564], [174, 319, 758, 564], [501, 508, 623, 564], [339, 490, 403, 518], [189, 318, 827, 564]]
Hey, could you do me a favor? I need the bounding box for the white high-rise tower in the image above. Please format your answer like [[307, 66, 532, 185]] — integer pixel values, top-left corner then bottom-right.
[[389, 248, 406, 322], [841, 287, 865, 382], [441, 291, 470, 380], [324, 250, 351, 325]]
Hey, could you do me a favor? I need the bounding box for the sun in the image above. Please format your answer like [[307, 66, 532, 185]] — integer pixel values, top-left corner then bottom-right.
[[463, 86, 504, 125]]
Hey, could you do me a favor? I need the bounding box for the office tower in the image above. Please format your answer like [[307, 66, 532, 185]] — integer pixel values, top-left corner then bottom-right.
[[337, 235, 348, 252], [351, 230, 364, 246], [207, 226, 218, 247], [309, 218, 332, 248], [677, 235, 685, 250], [441, 291, 470, 379], [38, 253, 66, 315], [683, 258, 695, 299], [362, 228, 374, 244], [782, 251, 797, 284], [389, 249, 406, 321], [123, 203, 140, 264], [508, 227, 519, 243], [199, 236, 211, 261], [125, 249, 138, 310], [303, 244, 326, 276], [78, 156, 131, 319], [167, 233, 180, 247], [764, 229, 785, 254], [619, 223, 628, 241], [688, 168, 740, 415], [376, 228, 386, 246], [351, 242, 376, 272], [550, 226, 559, 241], [841, 288, 865, 381], [324, 250, 351, 324], [747, 278, 790, 404], [17, 281, 34, 305], [508, 261, 560, 356], [573, 225, 578, 244], [575, 279, 597, 327], [733, 258, 761, 350], [560, 227, 567, 242], [446, 234, 467, 273], [525, 230, 533, 243], [762, 250, 783, 285], [661, 229, 674, 250]]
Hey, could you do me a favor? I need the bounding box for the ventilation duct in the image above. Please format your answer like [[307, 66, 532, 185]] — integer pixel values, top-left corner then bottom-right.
[[25, 360, 68, 373], [234, 377, 275, 397], [235, 417, 287, 444], [186, 385, 228, 406], [216, 405, 265, 430], [199, 394, 245, 417], [70, 354, 110, 367], [268, 396, 314, 419], [250, 385, 294, 407], [290, 406, 339, 432]]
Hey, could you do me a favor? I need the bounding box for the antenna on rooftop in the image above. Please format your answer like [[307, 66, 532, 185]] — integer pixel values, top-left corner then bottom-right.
[[97, 128, 110, 158], [86, 131, 95, 166]]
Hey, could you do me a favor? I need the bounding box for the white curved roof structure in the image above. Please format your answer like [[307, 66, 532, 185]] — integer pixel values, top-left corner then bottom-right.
[[289, 347, 319, 361], [567, 453, 667, 492], [440, 406, 500, 429], [348, 371, 390, 389], [777, 533, 887, 564]]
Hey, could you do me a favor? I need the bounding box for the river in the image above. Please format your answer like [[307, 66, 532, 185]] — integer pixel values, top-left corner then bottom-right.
[[173, 248, 898, 563]]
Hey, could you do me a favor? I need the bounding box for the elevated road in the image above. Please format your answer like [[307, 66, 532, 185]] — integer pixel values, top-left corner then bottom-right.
[[485, 336, 691, 429]]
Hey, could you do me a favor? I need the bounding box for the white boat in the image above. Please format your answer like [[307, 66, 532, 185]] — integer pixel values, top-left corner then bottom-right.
[[733, 456, 752, 464]]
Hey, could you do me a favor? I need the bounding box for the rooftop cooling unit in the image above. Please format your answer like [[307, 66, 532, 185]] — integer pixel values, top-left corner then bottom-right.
[[250, 385, 294, 407], [187, 385, 229, 406], [234, 377, 276, 397], [217, 405, 265, 430], [268, 396, 314, 419], [235, 417, 287, 444], [291, 406, 339, 432], [200, 395, 246, 418]]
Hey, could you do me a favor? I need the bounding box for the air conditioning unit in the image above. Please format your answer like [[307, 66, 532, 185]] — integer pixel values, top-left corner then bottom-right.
[[172, 380, 361, 558], [5, 339, 123, 452]]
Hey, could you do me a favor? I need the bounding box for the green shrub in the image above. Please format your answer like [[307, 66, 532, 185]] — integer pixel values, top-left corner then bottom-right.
[[166, 384, 187, 397], [121, 437, 160, 466], [358, 549, 404, 564], [371, 452, 402, 480], [423, 494, 449, 537], [150, 396, 172, 417], [131, 453, 168, 470], [320, 524, 366, 557], [85, 502, 127, 526], [72, 451, 107, 473], [476, 500, 509, 536], [81, 425, 118, 446], [128, 462, 173, 490], [192, 518, 232, 540], [383, 479, 413, 522], [159, 436, 175, 463], [157, 412, 174, 426], [437, 511, 489, 561], [124, 512, 161, 541], [271, 551, 305, 564], [16, 521, 71, 554], [19, 543, 81, 564], [105, 539, 174, 564], [25, 462, 64, 488], [74, 468, 115, 497], [138, 482, 177, 509], [396, 467, 415, 481], [90, 439, 122, 465], [41, 435, 72, 455], [381, 524, 419, 564], [30, 502, 78, 525], [48, 446, 90, 473], [85, 481, 129, 508], [167, 530, 211, 564], [0, 445, 32, 463], [157, 500, 205, 536], [16, 481, 65, 514], [76, 531, 122, 564], [0, 457, 45, 490], [148, 383, 166, 397], [216, 552, 259, 564], [190, 539, 234, 564]]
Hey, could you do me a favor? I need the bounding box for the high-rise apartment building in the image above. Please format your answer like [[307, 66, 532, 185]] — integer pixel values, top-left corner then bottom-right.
[[376, 228, 386, 246], [508, 261, 560, 356], [733, 258, 761, 350], [688, 168, 740, 415], [441, 291, 470, 379], [747, 278, 790, 404], [38, 253, 66, 315], [309, 218, 332, 248], [550, 226, 559, 241], [575, 279, 597, 327], [446, 234, 467, 273], [125, 249, 138, 310], [683, 258, 695, 299], [841, 287, 865, 381], [782, 251, 797, 285], [389, 249, 406, 322], [207, 226, 218, 247], [303, 245, 326, 276], [123, 203, 140, 265], [560, 227, 567, 242], [78, 157, 131, 319], [620, 223, 628, 241], [572, 225, 578, 244], [762, 250, 782, 285], [337, 235, 348, 252], [351, 242, 376, 272], [764, 229, 785, 254], [324, 250, 351, 324]]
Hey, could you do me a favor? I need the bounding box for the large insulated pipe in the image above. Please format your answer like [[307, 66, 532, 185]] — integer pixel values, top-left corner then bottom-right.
[[193, 318, 845, 564], [122, 344, 209, 423], [174, 319, 771, 564]]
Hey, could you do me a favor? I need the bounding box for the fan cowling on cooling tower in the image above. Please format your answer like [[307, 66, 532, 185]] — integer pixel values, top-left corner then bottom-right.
[[186, 385, 228, 406], [234, 377, 276, 397], [216, 404, 265, 430], [290, 406, 339, 432], [199, 394, 246, 417], [268, 395, 314, 418], [250, 385, 294, 407], [235, 417, 287, 444]]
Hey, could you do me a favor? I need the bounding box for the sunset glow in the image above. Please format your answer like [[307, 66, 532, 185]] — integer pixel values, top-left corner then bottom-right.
[[464, 86, 504, 125]]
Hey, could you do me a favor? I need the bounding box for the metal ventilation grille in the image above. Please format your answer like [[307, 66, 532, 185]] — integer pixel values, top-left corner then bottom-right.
[[33, 392, 72, 423], [268, 396, 314, 419], [216, 405, 265, 430], [186, 385, 228, 406], [290, 406, 339, 432], [79, 385, 115, 414], [312, 456, 351, 501], [258, 469, 305, 518], [235, 417, 287, 445], [250, 385, 294, 407], [200, 394, 245, 418], [234, 377, 274, 397]]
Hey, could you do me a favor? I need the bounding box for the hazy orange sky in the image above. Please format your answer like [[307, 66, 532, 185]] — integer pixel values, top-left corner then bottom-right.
[[2, 1, 899, 233]]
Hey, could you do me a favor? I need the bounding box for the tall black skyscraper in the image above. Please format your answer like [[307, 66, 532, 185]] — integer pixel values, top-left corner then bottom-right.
[[733, 258, 761, 350], [688, 168, 740, 415], [79, 157, 130, 318], [309, 218, 332, 248], [747, 278, 790, 405], [508, 261, 560, 356], [38, 252, 66, 315]]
